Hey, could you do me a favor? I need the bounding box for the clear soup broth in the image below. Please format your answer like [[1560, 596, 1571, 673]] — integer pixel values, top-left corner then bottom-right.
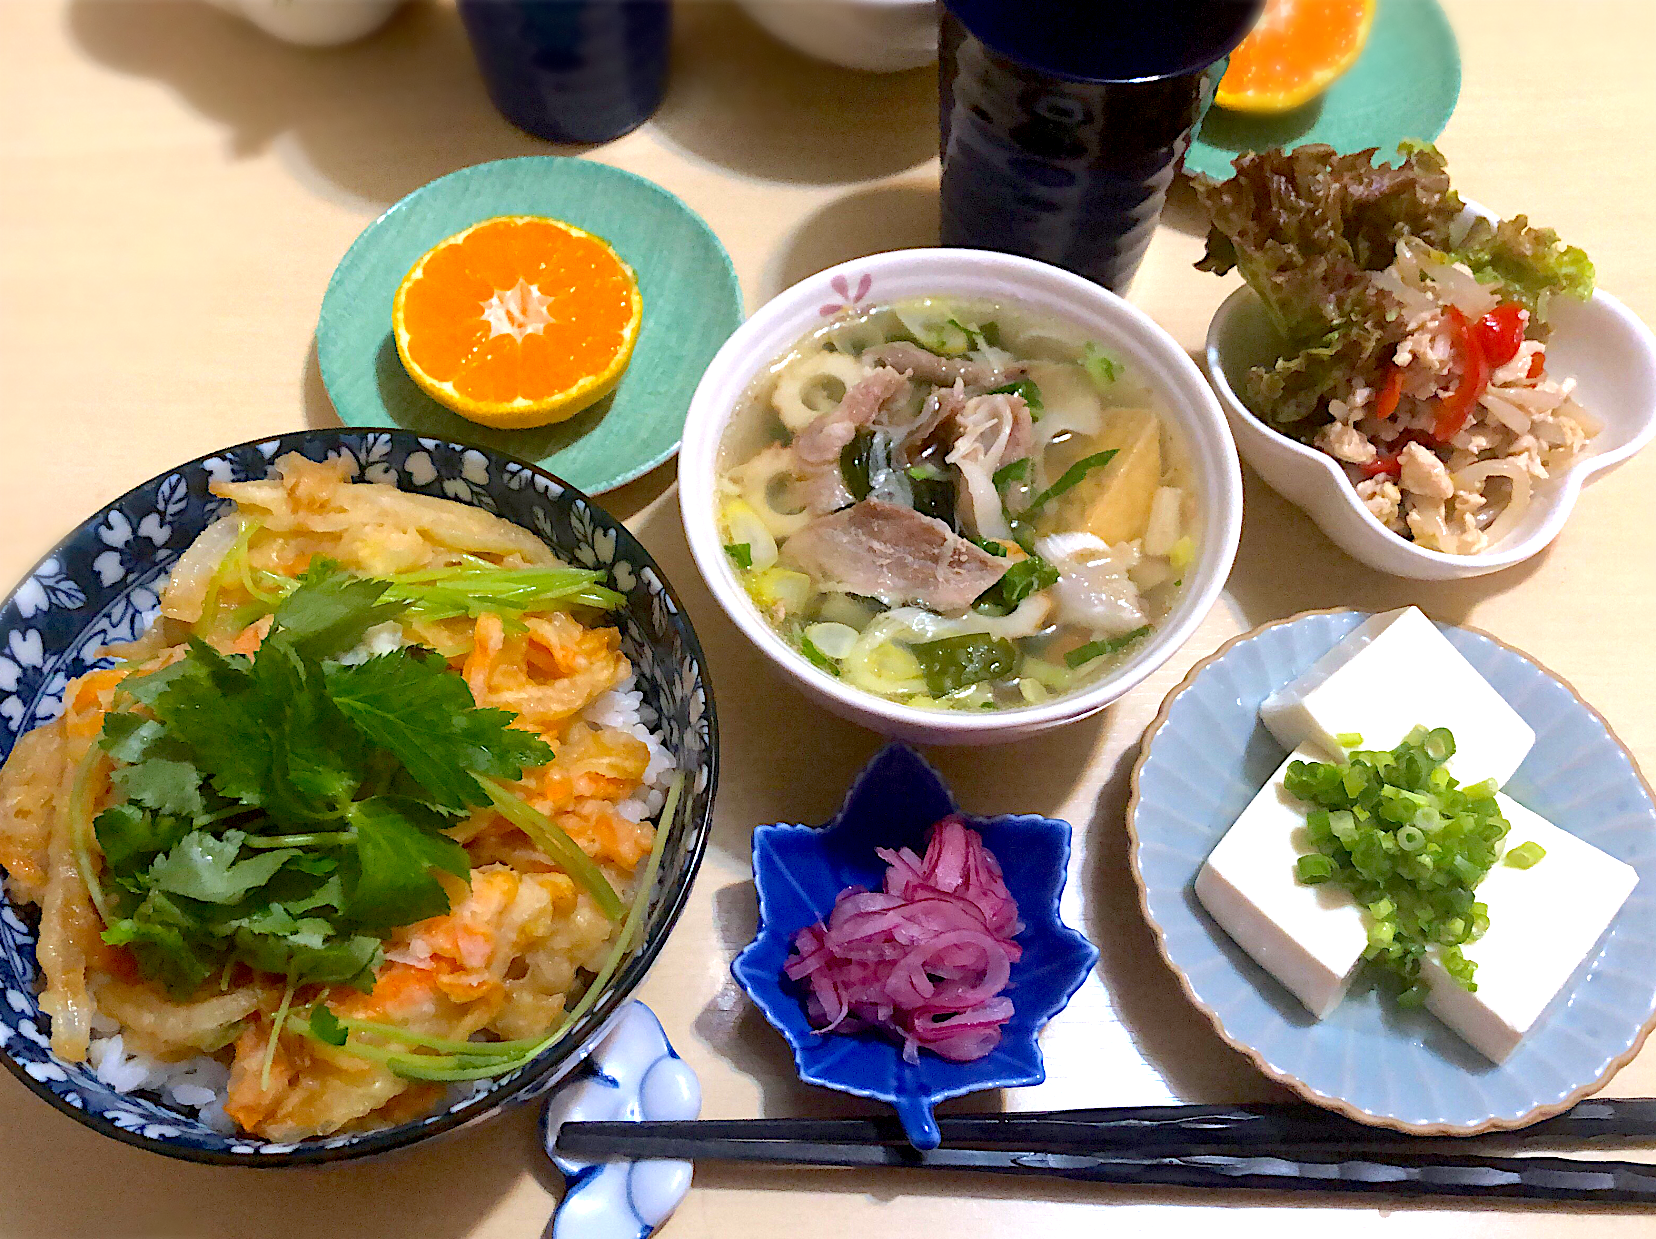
[[716, 296, 1199, 711]]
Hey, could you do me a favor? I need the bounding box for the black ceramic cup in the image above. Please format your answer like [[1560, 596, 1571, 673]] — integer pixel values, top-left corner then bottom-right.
[[459, 0, 672, 145], [939, 0, 1261, 292]]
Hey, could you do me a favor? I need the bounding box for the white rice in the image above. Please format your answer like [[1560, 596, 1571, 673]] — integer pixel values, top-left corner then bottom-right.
[[580, 673, 675, 823], [81, 674, 675, 1137], [87, 1013, 236, 1133], [334, 620, 407, 666]]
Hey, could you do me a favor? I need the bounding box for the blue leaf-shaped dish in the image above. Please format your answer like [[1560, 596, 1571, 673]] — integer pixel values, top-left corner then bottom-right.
[[732, 743, 1098, 1149], [1129, 609, 1656, 1134]]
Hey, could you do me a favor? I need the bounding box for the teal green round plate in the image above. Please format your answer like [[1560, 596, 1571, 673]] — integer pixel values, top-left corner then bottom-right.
[[1186, 0, 1461, 181], [317, 157, 743, 494]]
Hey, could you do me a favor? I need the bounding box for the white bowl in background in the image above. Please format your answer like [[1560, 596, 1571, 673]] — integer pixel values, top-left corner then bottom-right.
[[206, 0, 403, 46], [1205, 283, 1656, 581], [737, 0, 938, 73], [679, 248, 1243, 746]]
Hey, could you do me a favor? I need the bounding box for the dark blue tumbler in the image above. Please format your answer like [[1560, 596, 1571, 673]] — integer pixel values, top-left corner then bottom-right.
[[940, 0, 1261, 292], [459, 0, 671, 145]]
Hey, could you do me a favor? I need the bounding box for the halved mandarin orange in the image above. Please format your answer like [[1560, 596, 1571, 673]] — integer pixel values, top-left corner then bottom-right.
[[1215, 0, 1376, 114], [393, 215, 641, 429]]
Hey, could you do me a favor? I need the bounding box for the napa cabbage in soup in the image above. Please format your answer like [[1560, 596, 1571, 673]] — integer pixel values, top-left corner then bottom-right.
[[715, 297, 1199, 711]]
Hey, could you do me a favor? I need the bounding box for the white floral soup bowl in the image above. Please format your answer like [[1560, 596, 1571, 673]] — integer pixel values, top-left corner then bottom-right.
[[1204, 267, 1656, 581], [679, 248, 1243, 745], [0, 429, 716, 1165]]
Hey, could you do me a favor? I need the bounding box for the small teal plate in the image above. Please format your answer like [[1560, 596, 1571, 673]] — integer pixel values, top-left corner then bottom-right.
[[1129, 610, 1656, 1134], [1186, 0, 1461, 182], [317, 157, 743, 495]]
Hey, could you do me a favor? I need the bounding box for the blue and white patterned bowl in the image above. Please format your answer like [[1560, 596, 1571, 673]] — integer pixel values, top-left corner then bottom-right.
[[732, 743, 1098, 1150], [0, 429, 717, 1165], [1128, 609, 1656, 1134]]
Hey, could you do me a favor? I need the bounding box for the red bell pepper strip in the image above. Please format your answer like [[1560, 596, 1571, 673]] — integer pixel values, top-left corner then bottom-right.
[[1362, 430, 1435, 481], [1473, 303, 1527, 369], [1374, 366, 1404, 419], [1527, 349, 1546, 380], [1433, 308, 1490, 443], [1362, 452, 1402, 480]]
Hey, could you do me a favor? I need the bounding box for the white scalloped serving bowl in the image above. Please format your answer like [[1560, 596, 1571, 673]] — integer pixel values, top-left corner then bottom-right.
[[1127, 609, 1656, 1134], [679, 247, 1242, 746], [1205, 282, 1656, 581]]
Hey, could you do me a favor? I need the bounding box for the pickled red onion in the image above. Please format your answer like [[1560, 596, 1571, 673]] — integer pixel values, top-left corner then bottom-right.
[[783, 815, 1022, 1063]]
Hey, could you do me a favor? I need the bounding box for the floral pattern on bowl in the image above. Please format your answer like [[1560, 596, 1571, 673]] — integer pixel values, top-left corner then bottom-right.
[[0, 429, 717, 1165], [731, 743, 1098, 1149], [542, 1002, 701, 1239], [817, 272, 874, 318]]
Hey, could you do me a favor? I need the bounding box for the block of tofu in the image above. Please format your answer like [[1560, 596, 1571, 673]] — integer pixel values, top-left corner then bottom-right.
[[1423, 795, 1639, 1062], [1195, 748, 1371, 1018], [1260, 607, 1534, 787]]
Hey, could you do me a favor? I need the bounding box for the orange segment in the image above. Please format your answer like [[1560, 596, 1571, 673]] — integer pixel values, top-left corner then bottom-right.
[[1215, 0, 1375, 114], [393, 214, 642, 429]]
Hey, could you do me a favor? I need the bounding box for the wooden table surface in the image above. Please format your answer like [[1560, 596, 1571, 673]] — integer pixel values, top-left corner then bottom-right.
[[3, 2, 1655, 1235]]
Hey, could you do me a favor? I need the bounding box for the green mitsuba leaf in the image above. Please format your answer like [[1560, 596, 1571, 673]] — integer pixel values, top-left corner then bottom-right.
[[144, 639, 268, 805], [102, 890, 219, 998], [85, 563, 581, 998], [247, 636, 363, 822], [230, 920, 381, 990], [310, 1003, 350, 1047], [100, 712, 170, 765], [94, 805, 193, 875], [147, 830, 297, 905], [326, 649, 552, 812], [341, 797, 472, 931], [271, 558, 407, 662], [112, 757, 206, 819]]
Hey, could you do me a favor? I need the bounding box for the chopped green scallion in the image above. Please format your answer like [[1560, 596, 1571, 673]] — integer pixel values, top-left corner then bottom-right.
[[799, 632, 841, 677], [1080, 343, 1121, 387], [1295, 854, 1335, 884], [992, 458, 1030, 490], [1287, 726, 1511, 999], [1021, 449, 1118, 516], [1064, 625, 1151, 669], [987, 379, 1044, 416]]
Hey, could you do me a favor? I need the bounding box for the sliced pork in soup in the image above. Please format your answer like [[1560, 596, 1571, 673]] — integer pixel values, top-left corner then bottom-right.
[[715, 296, 1200, 711]]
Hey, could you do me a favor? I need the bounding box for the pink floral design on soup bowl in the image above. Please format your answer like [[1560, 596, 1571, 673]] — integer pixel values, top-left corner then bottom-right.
[[677, 248, 1243, 746]]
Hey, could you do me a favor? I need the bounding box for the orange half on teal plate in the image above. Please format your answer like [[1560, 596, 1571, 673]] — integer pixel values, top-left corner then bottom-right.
[[317, 157, 742, 494], [1185, 0, 1460, 181]]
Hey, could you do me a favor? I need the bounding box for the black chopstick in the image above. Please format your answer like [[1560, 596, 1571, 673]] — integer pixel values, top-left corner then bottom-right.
[[552, 1127, 1656, 1206], [558, 1098, 1656, 1159]]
